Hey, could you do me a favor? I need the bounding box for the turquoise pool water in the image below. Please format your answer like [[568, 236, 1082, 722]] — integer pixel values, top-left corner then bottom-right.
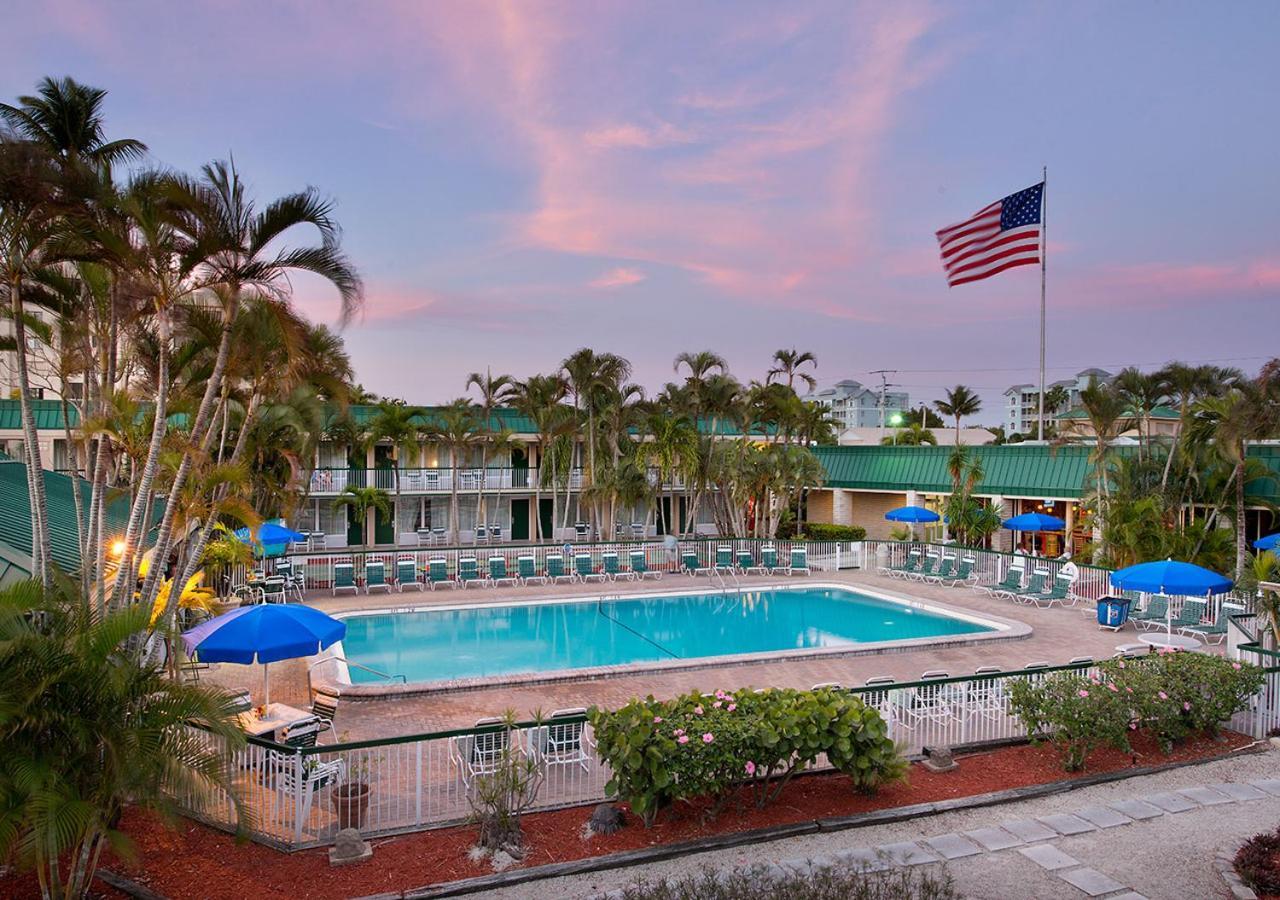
[[338, 586, 995, 684]]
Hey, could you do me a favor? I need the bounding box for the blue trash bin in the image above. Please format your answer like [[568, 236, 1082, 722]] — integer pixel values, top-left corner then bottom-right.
[[1097, 595, 1131, 630]]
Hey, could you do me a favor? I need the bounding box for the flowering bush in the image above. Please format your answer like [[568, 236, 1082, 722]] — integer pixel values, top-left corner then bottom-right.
[[1009, 652, 1264, 770], [589, 687, 905, 827]]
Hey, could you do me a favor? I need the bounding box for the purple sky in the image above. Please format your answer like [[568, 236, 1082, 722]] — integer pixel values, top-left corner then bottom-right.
[[5, 1, 1278, 421]]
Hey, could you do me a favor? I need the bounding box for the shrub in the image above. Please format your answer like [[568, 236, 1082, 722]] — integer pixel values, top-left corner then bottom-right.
[[802, 524, 867, 541], [589, 687, 905, 827], [465, 712, 545, 852], [1008, 653, 1264, 770], [1235, 827, 1280, 895], [615, 864, 958, 900]]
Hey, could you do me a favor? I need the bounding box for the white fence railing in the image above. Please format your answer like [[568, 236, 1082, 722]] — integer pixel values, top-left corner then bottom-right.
[[308, 467, 691, 495]]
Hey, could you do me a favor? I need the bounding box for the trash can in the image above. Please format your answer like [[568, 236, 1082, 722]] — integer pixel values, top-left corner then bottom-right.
[[1096, 595, 1131, 630]]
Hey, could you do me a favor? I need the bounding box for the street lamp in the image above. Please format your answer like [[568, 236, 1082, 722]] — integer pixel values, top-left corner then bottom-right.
[[889, 412, 904, 445]]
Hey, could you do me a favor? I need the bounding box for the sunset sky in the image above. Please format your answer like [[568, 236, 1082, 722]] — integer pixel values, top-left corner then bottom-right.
[[4, 1, 1277, 420]]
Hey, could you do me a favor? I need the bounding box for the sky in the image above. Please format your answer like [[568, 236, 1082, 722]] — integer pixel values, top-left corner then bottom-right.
[[4, 1, 1279, 422]]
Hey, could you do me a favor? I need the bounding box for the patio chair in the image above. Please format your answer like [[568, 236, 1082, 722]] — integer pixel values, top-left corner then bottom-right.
[[574, 522, 590, 541], [450, 717, 518, 787], [269, 737, 344, 824], [760, 545, 779, 573], [602, 551, 632, 581], [811, 682, 842, 690], [311, 692, 338, 735], [490, 525, 502, 543], [396, 557, 424, 592], [364, 560, 392, 594], [907, 553, 939, 582], [940, 557, 977, 587], [783, 547, 810, 576], [228, 689, 253, 715], [900, 671, 956, 727], [886, 549, 922, 578], [474, 525, 488, 546], [974, 564, 1024, 596], [458, 556, 486, 588], [534, 708, 594, 772], [432, 526, 446, 545], [488, 555, 519, 587], [631, 522, 646, 539], [575, 552, 608, 583], [1068, 656, 1094, 665], [1169, 598, 1209, 632], [260, 576, 287, 604], [967, 665, 1006, 721], [427, 557, 458, 590], [416, 527, 433, 546], [1026, 574, 1073, 608], [546, 553, 575, 584], [860, 676, 897, 720], [1130, 595, 1169, 629], [683, 550, 711, 577], [630, 549, 661, 580], [517, 555, 547, 586], [1181, 602, 1241, 644], [714, 545, 735, 573], [1114, 643, 1150, 658], [923, 555, 957, 583], [1010, 570, 1050, 603], [277, 561, 306, 601]]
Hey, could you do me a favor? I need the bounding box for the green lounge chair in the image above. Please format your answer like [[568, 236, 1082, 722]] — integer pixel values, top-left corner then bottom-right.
[[488, 555, 518, 587], [517, 555, 547, 585], [784, 547, 810, 576], [575, 552, 607, 583], [1010, 570, 1049, 603], [629, 549, 661, 580], [364, 560, 392, 594], [546, 554, 575, 584], [924, 555, 957, 583], [1169, 598, 1208, 632], [1027, 574, 1072, 608], [602, 551, 632, 581], [332, 562, 358, 596], [974, 564, 1024, 596], [396, 557, 424, 592], [907, 553, 938, 582], [1131, 595, 1169, 629], [940, 557, 976, 587], [683, 550, 710, 577], [714, 545, 735, 573], [886, 550, 922, 578], [735, 549, 754, 572], [760, 545, 778, 573], [427, 557, 457, 590], [458, 556, 486, 588], [1181, 601, 1240, 644]]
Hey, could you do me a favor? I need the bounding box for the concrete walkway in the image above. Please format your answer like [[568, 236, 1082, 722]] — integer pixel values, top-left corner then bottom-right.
[[471, 747, 1278, 900]]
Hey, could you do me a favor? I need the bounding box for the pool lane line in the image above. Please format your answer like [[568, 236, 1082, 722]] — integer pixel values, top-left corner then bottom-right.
[[595, 597, 681, 660]]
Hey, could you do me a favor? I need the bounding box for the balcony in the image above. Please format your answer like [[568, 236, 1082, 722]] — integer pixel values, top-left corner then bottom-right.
[[307, 467, 688, 495]]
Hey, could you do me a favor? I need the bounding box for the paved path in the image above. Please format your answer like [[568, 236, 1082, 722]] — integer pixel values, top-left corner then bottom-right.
[[472, 748, 1278, 900]]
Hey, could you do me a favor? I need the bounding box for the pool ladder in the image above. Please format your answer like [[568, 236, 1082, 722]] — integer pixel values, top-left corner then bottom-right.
[[309, 654, 407, 684], [712, 563, 741, 595]]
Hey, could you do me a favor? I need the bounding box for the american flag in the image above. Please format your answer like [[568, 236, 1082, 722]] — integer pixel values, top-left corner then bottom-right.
[[936, 182, 1043, 287]]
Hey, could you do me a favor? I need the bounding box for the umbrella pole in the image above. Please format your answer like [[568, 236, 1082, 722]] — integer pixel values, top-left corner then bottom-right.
[[263, 662, 270, 708]]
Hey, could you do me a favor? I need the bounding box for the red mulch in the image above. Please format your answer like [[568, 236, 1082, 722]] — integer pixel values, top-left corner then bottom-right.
[[0, 731, 1255, 900]]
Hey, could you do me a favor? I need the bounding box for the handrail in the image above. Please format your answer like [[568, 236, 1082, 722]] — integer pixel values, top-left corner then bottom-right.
[[308, 654, 407, 684]]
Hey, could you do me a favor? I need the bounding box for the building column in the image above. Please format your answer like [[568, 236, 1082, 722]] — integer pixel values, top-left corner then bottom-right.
[[1064, 501, 1076, 556], [991, 495, 1010, 552]]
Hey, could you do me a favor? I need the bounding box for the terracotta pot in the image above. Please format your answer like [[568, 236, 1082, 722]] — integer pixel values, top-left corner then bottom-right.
[[331, 782, 371, 831]]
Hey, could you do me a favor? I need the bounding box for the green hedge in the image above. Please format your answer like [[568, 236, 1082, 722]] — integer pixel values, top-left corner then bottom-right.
[[802, 523, 867, 541], [589, 687, 905, 827]]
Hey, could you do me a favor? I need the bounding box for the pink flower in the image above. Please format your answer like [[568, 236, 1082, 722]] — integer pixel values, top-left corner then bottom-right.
[[1117, 659, 1126, 669], [678, 734, 690, 744], [744, 761, 756, 776], [1108, 683, 1119, 693], [1158, 691, 1169, 701], [727, 703, 737, 712], [1233, 662, 1243, 670], [1125, 687, 1133, 693], [1078, 689, 1090, 698], [1184, 701, 1192, 711], [694, 705, 704, 715], [713, 701, 723, 709], [724, 694, 735, 702], [653, 716, 663, 724], [702, 732, 714, 744], [715, 690, 726, 700], [673, 728, 685, 737]]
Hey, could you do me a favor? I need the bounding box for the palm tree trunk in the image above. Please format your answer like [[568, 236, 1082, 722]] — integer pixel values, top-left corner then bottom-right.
[[449, 446, 460, 541], [1235, 457, 1248, 580], [10, 279, 52, 587]]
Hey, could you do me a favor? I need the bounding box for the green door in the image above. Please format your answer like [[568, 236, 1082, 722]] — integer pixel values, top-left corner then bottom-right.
[[539, 498, 554, 541], [510, 498, 530, 541], [659, 498, 687, 535], [512, 447, 529, 489], [346, 507, 363, 546], [374, 505, 394, 545]]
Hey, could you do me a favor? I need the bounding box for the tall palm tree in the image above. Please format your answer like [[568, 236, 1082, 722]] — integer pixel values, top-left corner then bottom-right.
[[561, 349, 630, 528], [766, 348, 818, 392], [367, 401, 424, 548], [1078, 378, 1133, 562], [0, 76, 147, 168], [1156, 362, 1240, 490], [644, 412, 697, 535], [512, 374, 570, 541], [426, 399, 480, 541], [1114, 367, 1169, 463], [934, 385, 982, 446], [465, 370, 515, 530], [331, 484, 392, 546]]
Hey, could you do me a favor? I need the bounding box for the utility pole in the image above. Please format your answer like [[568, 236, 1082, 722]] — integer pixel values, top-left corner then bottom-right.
[[871, 369, 897, 439]]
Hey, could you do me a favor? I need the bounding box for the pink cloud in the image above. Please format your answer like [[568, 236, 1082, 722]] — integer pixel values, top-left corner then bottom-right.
[[583, 122, 692, 150], [349, 282, 560, 333], [589, 267, 647, 289]]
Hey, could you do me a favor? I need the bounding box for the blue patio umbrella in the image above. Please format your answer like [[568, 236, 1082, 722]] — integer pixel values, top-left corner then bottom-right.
[[233, 522, 306, 560], [885, 506, 941, 523], [1254, 533, 1280, 552], [1001, 512, 1066, 532], [1109, 559, 1233, 597], [182, 604, 345, 705]]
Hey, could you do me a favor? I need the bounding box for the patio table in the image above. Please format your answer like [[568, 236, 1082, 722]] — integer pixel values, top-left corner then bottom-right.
[[237, 702, 312, 741], [1137, 633, 1204, 652]]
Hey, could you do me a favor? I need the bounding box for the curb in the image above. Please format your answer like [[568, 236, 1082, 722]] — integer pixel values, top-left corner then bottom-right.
[[1217, 839, 1261, 900], [96, 868, 170, 900], [360, 743, 1266, 899]]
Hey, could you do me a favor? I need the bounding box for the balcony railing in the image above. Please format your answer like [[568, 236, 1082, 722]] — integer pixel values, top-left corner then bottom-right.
[[308, 467, 688, 495]]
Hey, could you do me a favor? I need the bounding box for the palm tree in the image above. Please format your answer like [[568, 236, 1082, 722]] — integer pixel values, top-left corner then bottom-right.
[[331, 484, 392, 546], [934, 385, 982, 446], [1156, 362, 1240, 490], [512, 374, 571, 541], [0, 578, 244, 900], [426, 399, 480, 541], [1114, 367, 1169, 463], [367, 401, 424, 548], [0, 76, 147, 168], [881, 423, 936, 445], [644, 412, 698, 535], [1077, 378, 1133, 562], [465, 370, 515, 530], [766, 348, 817, 392]]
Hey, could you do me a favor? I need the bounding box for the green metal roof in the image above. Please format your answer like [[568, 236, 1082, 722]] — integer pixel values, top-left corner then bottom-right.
[[0, 460, 137, 577], [813, 443, 1280, 503], [328, 405, 760, 437], [0, 399, 81, 430], [1057, 404, 1180, 421]]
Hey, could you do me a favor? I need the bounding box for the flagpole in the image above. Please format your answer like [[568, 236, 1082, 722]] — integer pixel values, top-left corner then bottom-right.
[[1037, 166, 1047, 442]]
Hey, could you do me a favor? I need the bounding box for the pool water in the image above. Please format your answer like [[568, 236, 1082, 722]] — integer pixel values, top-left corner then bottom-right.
[[337, 586, 995, 684]]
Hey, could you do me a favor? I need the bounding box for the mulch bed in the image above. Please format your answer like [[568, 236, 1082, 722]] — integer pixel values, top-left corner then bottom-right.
[[0, 730, 1256, 900]]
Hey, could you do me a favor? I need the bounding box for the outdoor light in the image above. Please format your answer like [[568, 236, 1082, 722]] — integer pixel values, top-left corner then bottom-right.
[[109, 539, 126, 558], [889, 413, 904, 426]]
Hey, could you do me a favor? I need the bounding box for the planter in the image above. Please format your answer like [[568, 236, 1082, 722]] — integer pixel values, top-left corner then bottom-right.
[[331, 782, 371, 831]]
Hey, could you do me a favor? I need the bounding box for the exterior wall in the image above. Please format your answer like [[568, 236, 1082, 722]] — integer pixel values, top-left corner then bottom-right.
[[848, 491, 910, 539]]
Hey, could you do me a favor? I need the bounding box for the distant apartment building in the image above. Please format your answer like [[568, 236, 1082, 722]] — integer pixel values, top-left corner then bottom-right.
[[805, 380, 909, 430], [1003, 368, 1113, 436]]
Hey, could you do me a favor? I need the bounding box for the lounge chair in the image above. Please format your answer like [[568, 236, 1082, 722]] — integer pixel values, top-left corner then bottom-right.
[[811, 682, 842, 690], [488, 556, 518, 587], [907, 553, 938, 582], [735, 549, 755, 573], [629, 549, 661, 580], [1009, 570, 1049, 603], [714, 545, 735, 573], [683, 550, 711, 577], [1114, 643, 1149, 658], [575, 552, 608, 583], [427, 557, 457, 590], [517, 555, 547, 586], [886, 550, 922, 578], [534, 708, 594, 772], [332, 562, 358, 596], [940, 557, 977, 587], [783, 547, 810, 576], [546, 554, 575, 584], [396, 557, 424, 592], [602, 551, 633, 581], [364, 560, 392, 594], [760, 545, 779, 573], [1181, 602, 1241, 644], [924, 555, 957, 583], [974, 564, 1024, 596], [1168, 598, 1209, 633], [458, 556, 486, 588], [1130, 595, 1169, 629], [1026, 574, 1073, 608]]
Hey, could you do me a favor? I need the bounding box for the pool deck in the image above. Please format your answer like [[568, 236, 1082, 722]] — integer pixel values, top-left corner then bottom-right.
[[201, 569, 1211, 740]]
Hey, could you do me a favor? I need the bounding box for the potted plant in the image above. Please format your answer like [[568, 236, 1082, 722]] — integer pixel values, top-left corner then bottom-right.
[[330, 735, 372, 830]]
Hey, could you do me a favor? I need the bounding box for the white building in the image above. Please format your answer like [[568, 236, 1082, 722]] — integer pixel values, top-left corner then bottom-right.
[[1004, 368, 1113, 436], [805, 380, 909, 430]]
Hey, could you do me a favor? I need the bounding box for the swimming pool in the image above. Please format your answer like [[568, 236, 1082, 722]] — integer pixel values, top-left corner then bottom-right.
[[334, 584, 1002, 685]]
